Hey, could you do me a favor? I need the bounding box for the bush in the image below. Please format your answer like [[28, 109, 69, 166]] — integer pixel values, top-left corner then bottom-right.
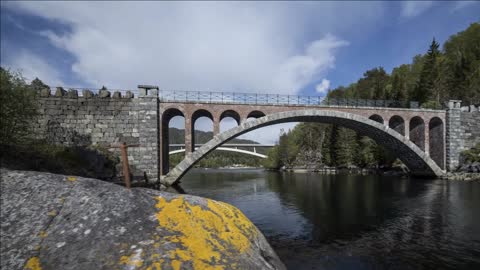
[[0, 68, 38, 145], [462, 143, 480, 163]]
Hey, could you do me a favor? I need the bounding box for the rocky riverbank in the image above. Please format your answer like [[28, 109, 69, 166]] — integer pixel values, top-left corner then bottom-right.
[[0, 169, 285, 270]]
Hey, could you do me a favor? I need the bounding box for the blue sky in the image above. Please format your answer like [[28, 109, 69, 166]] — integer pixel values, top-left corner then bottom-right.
[[1, 1, 479, 96], [1, 1, 479, 143]]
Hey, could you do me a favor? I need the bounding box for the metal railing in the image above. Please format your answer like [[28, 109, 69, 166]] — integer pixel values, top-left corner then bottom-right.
[[43, 87, 419, 109], [159, 90, 416, 108]]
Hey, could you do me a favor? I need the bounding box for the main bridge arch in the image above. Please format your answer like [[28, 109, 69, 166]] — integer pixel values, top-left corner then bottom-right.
[[162, 110, 445, 185]]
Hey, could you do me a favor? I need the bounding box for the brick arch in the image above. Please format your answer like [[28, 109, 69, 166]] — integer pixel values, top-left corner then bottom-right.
[[191, 109, 214, 122], [190, 109, 215, 155], [163, 110, 444, 185], [429, 117, 445, 169], [389, 115, 405, 136], [161, 108, 185, 174], [247, 110, 266, 119], [220, 110, 241, 125], [410, 116, 425, 151], [369, 114, 384, 124]]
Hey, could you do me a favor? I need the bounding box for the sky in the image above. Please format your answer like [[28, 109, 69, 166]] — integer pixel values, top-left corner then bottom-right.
[[1, 1, 479, 144]]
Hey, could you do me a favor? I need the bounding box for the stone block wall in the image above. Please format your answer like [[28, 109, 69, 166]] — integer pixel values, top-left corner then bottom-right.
[[462, 108, 480, 150], [446, 101, 480, 171], [32, 89, 159, 181]]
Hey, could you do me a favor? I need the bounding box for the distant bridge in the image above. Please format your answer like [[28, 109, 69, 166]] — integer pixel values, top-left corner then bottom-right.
[[169, 147, 268, 159], [168, 143, 272, 158]]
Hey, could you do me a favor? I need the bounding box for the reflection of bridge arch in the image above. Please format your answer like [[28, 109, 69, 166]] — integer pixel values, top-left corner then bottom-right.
[[169, 147, 267, 158], [163, 110, 445, 185]]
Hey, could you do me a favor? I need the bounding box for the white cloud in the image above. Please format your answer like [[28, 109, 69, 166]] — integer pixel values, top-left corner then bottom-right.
[[273, 35, 347, 92], [3, 50, 64, 86], [3, 2, 384, 144], [401, 1, 434, 18], [4, 1, 383, 95], [315, 79, 331, 94]]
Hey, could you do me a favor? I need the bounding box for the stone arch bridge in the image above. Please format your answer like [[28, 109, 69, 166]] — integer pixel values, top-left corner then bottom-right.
[[158, 90, 454, 185], [34, 87, 471, 186]]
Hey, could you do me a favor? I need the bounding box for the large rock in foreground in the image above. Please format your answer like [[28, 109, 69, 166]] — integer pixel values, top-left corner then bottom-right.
[[0, 169, 285, 270]]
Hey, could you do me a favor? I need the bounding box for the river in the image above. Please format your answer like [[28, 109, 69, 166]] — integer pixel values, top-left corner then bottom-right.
[[172, 168, 480, 269]]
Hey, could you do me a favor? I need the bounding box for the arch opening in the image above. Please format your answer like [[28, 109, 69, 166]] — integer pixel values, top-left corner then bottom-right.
[[389, 115, 405, 136], [161, 108, 184, 174], [192, 109, 214, 152], [410, 116, 425, 151], [247, 110, 266, 119], [164, 110, 444, 185], [429, 117, 444, 169], [369, 114, 384, 124], [220, 110, 241, 125]]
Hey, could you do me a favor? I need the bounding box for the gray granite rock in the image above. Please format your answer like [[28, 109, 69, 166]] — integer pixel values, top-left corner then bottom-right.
[[98, 90, 111, 98], [0, 169, 285, 270]]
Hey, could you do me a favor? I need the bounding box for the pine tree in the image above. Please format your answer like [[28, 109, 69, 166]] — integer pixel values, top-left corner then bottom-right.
[[414, 38, 441, 105], [334, 127, 358, 167]]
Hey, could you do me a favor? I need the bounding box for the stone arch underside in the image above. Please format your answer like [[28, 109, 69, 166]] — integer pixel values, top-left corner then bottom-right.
[[220, 110, 241, 125], [191, 109, 214, 151], [162, 110, 445, 185], [429, 117, 445, 169], [161, 108, 185, 174]]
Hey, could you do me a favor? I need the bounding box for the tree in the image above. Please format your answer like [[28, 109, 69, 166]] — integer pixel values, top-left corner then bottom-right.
[[0, 68, 38, 145], [30, 77, 49, 91], [442, 23, 480, 104], [413, 38, 441, 106], [333, 127, 358, 167], [356, 67, 390, 100]]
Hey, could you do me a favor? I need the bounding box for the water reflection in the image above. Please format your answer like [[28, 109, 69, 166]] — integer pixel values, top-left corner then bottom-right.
[[178, 169, 480, 269]]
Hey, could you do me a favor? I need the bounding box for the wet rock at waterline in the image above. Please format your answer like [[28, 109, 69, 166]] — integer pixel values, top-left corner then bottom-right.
[[0, 169, 285, 270]]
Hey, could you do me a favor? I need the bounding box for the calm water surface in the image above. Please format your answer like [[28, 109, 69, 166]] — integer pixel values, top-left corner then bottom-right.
[[174, 168, 480, 269]]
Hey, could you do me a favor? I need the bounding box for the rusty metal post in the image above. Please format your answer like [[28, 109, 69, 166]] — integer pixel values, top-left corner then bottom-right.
[[120, 142, 131, 189], [110, 142, 140, 189]]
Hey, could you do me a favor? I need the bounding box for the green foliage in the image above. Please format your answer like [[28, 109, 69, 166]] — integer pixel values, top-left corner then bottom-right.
[[0, 67, 38, 145], [264, 23, 480, 170], [462, 143, 480, 163], [263, 146, 282, 169], [326, 23, 480, 107], [334, 127, 358, 167], [169, 151, 263, 169], [1, 140, 119, 179], [30, 77, 49, 90]]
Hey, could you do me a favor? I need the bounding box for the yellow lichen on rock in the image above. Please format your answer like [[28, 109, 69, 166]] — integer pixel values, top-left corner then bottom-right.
[[38, 231, 47, 238], [24, 257, 42, 270], [171, 260, 182, 270], [67, 176, 77, 182], [119, 251, 144, 268], [153, 196, 258, 270]]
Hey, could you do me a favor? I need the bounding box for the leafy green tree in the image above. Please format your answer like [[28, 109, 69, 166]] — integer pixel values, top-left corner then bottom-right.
[[442, 23, 480, 104], [356, 67, 390, 100], [0, 68, 38, 145], [30, 77, 49, 91]]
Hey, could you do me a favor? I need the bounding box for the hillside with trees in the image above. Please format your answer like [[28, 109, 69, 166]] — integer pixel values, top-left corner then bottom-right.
[[264, 22, 480, 171], [168, 128, 264, 168]]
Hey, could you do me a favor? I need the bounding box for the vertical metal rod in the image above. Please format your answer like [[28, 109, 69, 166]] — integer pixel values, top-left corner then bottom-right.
[[120, 142, 131, 189]]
